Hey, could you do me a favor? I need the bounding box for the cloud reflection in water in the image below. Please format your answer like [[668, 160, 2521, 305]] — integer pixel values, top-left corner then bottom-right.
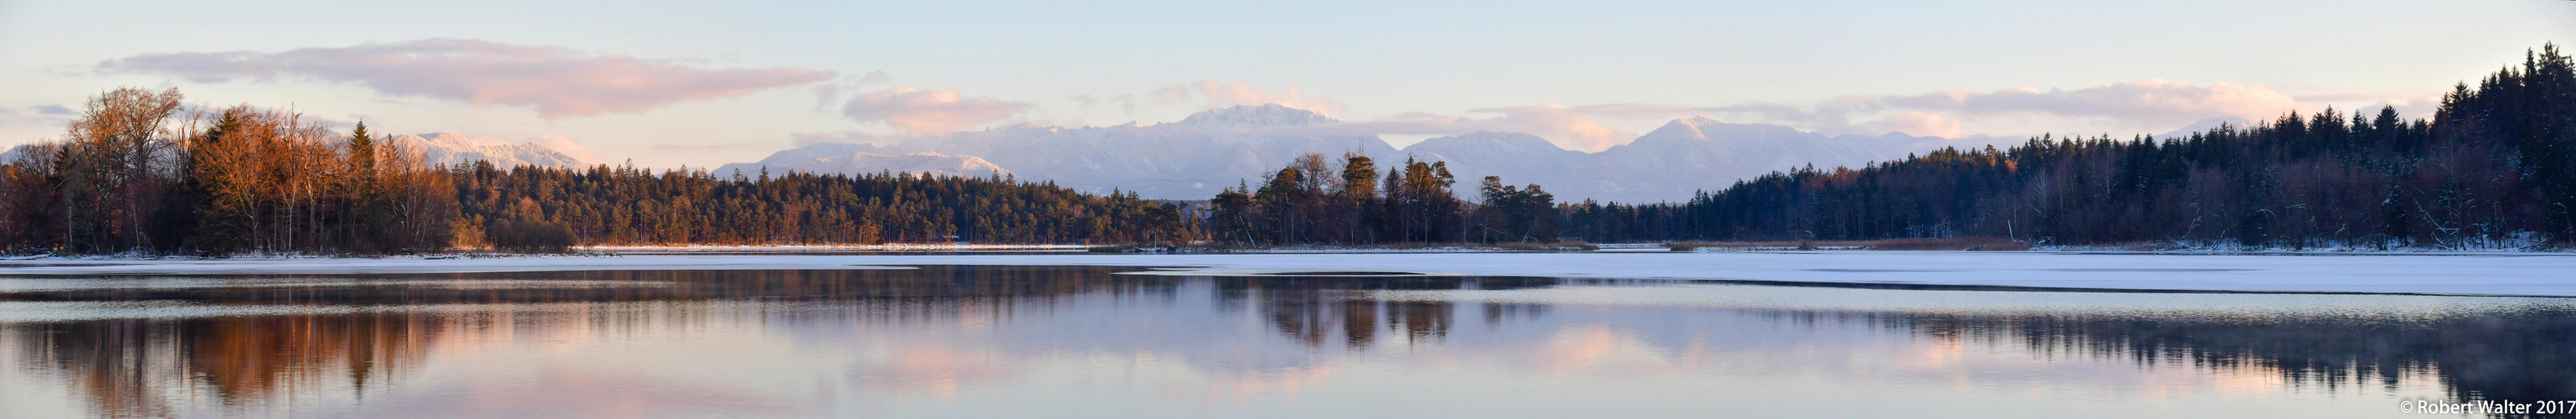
[[1, 266, 2566, 418]]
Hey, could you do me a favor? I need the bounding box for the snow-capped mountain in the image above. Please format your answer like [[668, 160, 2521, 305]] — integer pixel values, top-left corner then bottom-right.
[[1397, 119, 1944, 202], [0, 144, 36, 164], [712, 143, 1009, 178], [1173, 104, 1340, 129], [728, 105, 1963, 202], [1580, 117, 1942, 200], [763, 104, 1404, 197], [1399, 131, 1589, 192], [391, 132, 597, 168]]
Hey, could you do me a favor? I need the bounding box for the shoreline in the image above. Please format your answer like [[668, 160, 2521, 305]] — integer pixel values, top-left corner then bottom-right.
[[3, 251, 2574, 297], [6, 241, 2572, 261]]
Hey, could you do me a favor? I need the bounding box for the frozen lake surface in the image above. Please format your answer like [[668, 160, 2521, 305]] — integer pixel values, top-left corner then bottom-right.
[[5, 251, 2574, 296], [1, 266, 2568, 418]]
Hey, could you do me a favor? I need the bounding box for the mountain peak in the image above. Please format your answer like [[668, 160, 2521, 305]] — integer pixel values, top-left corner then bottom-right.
[[1174, 104, 1339, 128], [1631, 117, 1812, 146], [391, 132, 596, 168], [716, 146, 1011, 178], [1410, 132, 1567, 153], [1638, 117, 1719, 142]]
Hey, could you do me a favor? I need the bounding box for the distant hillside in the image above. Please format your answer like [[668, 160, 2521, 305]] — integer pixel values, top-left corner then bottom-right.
[[712, 144, 1010, 178], [392, 132, 597, 168], [1405, 119, 1950, 203], [1563, 45, 2576, 248], [728, 105, 1401, 199], [728, 105, 1973, 202]]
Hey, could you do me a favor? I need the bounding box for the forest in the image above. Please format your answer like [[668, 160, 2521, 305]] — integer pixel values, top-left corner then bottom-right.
[[0, 88, 1199, 255], [3, 44, 2569, 254], [1561, 44, 2576, 249], [1201, 153, 1561, 246]]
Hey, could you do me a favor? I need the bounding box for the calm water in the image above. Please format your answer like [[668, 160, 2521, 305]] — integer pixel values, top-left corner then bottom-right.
[[1, 266, 2571, 418]]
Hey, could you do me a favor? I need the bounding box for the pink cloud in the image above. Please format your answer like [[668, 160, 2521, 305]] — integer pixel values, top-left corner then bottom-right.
[[1235, 78, 2325, 149], [1543, 80, 2315, 137], [841, 87, 1031, 134], [532, 134, 603, 164], [1865, 111, 1963, 137], [1880, 79, 2297, 128], [813, 70, 894, 111], [1458, 104, 1630, 152], [96, 39, 836, 119]]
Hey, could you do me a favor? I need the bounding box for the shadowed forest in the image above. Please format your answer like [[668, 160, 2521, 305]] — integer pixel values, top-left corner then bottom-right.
[[1556, 45, 2576, 249], [1209, 44, 2576, 250], [2, 45, 2571, 254]]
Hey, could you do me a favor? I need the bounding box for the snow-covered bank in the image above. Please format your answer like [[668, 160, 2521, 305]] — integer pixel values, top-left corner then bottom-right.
[[3, 251, 2573, 297]]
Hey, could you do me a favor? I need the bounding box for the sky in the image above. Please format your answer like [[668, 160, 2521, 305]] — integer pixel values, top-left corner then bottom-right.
[[2, 0, 2571, 168]]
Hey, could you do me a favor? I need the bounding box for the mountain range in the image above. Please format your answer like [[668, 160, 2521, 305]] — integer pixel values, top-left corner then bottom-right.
[[720, 105, 1986, 203], [712, 145, 1008, 178], [0, 106, 1998, 203], [391, 132, 598, 168]]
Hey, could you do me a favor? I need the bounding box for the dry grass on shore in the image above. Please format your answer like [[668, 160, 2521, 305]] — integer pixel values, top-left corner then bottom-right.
[[1667, 237, 2030, 251]]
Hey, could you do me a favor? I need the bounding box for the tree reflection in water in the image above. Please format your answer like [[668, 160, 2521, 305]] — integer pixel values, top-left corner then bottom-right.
[[1, 266, 2569, 418]]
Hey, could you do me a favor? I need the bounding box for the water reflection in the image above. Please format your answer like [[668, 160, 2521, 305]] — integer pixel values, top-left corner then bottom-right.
[[0, 266, 2569, 418]]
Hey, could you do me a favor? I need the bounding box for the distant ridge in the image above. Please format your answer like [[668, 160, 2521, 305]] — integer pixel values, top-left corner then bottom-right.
[[725, 105, 1979, 202], [712, 143, 1010, 178], [391, 132, 597, 168]]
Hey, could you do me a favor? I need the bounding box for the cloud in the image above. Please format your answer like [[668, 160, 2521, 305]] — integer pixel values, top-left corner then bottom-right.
[[1070, 94, 1148, 120], [1155, 80, 1346, 116], [1539, 80, 2315, 137], [841, 86, 1030, 134], [1177, 78, 2338, 151], [1879, 79, 2297, 128], [0, 107, 59, 133], [96, 39, 836, 119], [650, 141, 775, 152], [813, 70, 894, 111], [813, 85, 841, 111], [1457, 104, 1632, 152], [532, 134, 603, 165], [850, 70, 894, 86], [0, 105, 80, 132], [178, 104, 356, 132], [1864, 111, 1963, 137], [789, 130, 894, 147]]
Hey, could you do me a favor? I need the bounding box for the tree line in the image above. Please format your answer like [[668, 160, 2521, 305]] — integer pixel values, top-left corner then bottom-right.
[[0, 87, 1201, 256], [0, 90, 458, 255], [447, 163, 1199, 251], [1563, 44, 2576, 249], [1204, 152, 1559, 246], [8, 44, 2568, 254]]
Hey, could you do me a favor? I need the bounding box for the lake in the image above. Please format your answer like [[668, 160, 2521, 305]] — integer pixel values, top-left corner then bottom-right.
[[2, 266, 2570, 418]]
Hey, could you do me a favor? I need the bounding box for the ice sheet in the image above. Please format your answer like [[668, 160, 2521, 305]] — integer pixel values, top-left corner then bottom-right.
[[3, 251, 2571, 297]]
